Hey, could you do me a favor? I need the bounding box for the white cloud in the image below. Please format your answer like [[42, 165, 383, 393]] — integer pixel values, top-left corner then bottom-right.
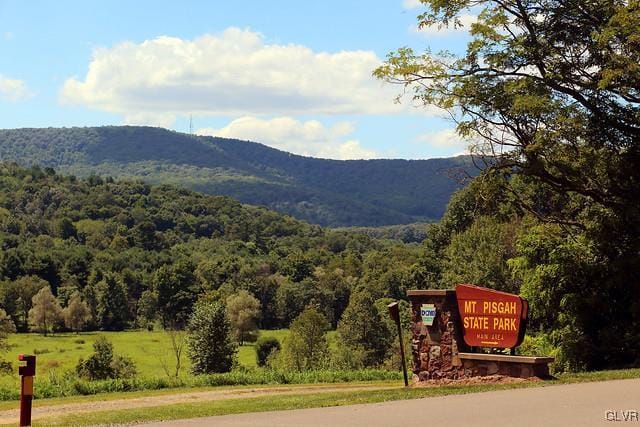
[[0, 75, 32, 102], [412, 14, 477, 37], [60, 28, 411, 118], [197, 116, 378, 160], [402, 0, 422, 9], [416, 128, 472, 155]]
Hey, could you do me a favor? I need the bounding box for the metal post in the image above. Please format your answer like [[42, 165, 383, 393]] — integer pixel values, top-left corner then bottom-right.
[[18, 354, 36, 427], [388, 302, 409, 387]]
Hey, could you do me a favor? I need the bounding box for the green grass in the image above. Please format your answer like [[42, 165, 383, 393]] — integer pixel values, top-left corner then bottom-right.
[[2, 329, 292, 398], [20, 368, 640, 427], [6, 329, 291, 376], [1, 329, 398, 401]]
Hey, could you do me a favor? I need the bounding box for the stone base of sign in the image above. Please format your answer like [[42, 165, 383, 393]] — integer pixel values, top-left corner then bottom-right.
[[458, 353, 554, 378], [407, 289, 554, 381], [408, 289, 469, 380]]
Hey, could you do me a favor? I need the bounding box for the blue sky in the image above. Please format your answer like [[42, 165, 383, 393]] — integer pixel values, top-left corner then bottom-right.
[[0, 0, 474, 159]]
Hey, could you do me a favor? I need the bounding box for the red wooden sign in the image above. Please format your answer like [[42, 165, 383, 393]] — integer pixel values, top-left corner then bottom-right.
[[456, 284, 528, 348]]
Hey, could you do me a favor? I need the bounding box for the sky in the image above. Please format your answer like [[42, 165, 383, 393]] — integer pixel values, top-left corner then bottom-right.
[[0, 0, 475, 160]]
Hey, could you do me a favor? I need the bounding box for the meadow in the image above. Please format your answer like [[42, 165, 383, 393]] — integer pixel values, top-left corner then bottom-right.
[[7, 330, 291, 378], [0, 329, 369, 400]]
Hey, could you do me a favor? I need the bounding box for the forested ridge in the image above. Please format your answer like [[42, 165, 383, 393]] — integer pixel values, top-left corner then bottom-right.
[[0, 126, 476, 227]]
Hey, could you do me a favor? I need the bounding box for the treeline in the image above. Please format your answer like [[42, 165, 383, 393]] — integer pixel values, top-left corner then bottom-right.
[[0, 163, 421, 347]]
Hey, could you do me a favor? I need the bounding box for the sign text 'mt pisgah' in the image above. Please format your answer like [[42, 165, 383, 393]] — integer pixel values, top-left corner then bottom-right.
[[455, 284, 528, 348]]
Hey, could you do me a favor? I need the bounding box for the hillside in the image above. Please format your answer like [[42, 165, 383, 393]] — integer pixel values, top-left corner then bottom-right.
[[0, 126, 477, 226], [0, 162, 421, 332]]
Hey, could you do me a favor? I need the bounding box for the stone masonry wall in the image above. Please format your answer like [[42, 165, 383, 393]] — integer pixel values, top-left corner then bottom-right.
[[408, 290, 469, 380]]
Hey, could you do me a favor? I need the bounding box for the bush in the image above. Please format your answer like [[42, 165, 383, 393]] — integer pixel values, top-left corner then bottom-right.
[[255, 336, 281, 367], [0, 360, 12, 375], [110, 355, 137, 379], [76, 336, 137, 380], [243, 330, 260, 343]]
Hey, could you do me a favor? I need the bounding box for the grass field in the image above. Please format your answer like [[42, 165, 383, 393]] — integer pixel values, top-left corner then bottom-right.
[[7, 329, 291, 378], [1, 329, 355, 399], [1, 329, 292, 395]]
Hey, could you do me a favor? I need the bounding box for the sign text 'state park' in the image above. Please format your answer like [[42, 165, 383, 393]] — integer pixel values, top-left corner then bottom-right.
[[455, 284, 528, 348]]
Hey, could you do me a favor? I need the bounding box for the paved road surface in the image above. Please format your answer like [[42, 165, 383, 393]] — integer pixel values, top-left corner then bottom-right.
[[142, 378, 640, 427]]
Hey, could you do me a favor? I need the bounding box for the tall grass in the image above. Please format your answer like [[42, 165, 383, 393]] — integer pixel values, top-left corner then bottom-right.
[[0, 368, 403, 400]]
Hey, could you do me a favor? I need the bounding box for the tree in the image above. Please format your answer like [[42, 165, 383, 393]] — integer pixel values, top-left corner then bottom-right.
[[186, 300, 237, 374], [159, 328, 187, 378], [441, 216, 520, 293], [376, 0, 640, 370], [280, 306, 330, 371], [376, 0, 640, 216], [0, 309, 15, 352], [154, 260, 198, 328], [136, 290, 158, 330], [280, 251, 313, 282], [314, 268, 352, 328], [63, 291, 91, 333], [0, 275, 47, 332], [243, 273, 280, 329], [337, 291, 391, 367], [55, 217, 77, 240], [96, 273, 129, 331], [275, 278, 321, 327], [226, 290, 261, 345], [28, 286, 63, 335]]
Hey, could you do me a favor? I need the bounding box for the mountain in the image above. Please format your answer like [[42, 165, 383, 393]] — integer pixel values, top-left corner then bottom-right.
[[0, 126, 477, 226]]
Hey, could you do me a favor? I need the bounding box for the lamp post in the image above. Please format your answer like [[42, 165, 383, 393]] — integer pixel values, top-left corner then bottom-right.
[[387, 302, 409, 387]]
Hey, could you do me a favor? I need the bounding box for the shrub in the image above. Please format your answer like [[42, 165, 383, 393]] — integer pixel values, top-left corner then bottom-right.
[[76, 336, 137, 380], [255, 336, 281, 367], [110, 355, 137, 379], [0, 361, 12, 375]]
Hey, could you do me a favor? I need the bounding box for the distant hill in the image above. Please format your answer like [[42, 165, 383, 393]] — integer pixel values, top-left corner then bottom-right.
[[0, 126, 478, 226]]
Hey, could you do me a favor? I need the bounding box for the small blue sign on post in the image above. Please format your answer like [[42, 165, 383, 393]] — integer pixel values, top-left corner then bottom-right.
[[421, 304, 436, 326]]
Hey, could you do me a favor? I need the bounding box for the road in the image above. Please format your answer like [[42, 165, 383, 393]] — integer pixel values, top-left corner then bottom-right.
[[142, 378, 640, 427]]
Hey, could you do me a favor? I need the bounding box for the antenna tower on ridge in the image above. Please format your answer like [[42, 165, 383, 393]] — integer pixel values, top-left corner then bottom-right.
[[189, 114, 193, 135]]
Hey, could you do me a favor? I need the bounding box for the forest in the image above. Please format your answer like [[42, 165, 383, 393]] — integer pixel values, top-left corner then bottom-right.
[[0, 162, 429, 371], [0, 126, 477, 227], [2, 147, 638, 373]]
